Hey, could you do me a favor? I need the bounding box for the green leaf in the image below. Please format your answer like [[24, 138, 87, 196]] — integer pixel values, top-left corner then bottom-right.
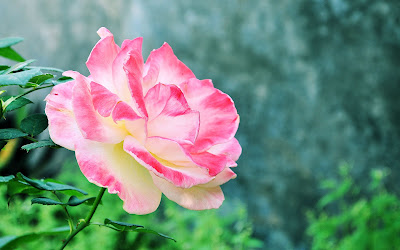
[[0, 65, 10, 74], [29, 73, 54, 85], [25, 66, 65, 73], [104, 218, 144, 231], [0, 236, 17, 249], [0, 47, 25, 62], [134, 228, 176, 242], [0, 68, 41, 87], [0, 175, 14, 183], [2, 96, 32, 112], [67, 196, 96, 206], [7, 180, 42, 197], [0, 128, 28, 140], [0, 37, 24, 48], [2, 59, 36, 75], [53, 76, 73, 85], [16, 173, 88, 195], [103, 219, 176, 241], [20, 114, 48, 136], [0, 226, 69, 249], [31, 196, 96, 207], [31, 197, 63, 206], [21, 140, 59, 152]]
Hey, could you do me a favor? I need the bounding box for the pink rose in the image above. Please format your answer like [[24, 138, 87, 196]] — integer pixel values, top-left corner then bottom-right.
[[45, 27, 241, 214]]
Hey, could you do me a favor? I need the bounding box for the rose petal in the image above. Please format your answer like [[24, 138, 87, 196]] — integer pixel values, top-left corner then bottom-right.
[[112, 101, 147, 144], [123, 136, 212, 188], [86, 28, 120, 92], [112, 101, 142, 122], [143, 42, 195, 94], [97, 27, 113, 38], [113, 37, 144, 107], [124, 50, 148, 117], [199, 167, 237, 188], [151, 173, 225, 210], [145, 136, 194, 165], [181, 78, 239, 153], [145, 137, 227, 176], [75, 140, 162, 214], [189, 151, 227, 176], [45, 80, 82, 150], [145, 84, 199, 144], [71, 72, 127, 143], [90, 82, 120, 117], [207, 137, 242, 162]]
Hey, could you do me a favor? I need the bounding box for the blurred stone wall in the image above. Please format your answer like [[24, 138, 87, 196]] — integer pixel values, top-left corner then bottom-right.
[[1, 0, 400, 248]]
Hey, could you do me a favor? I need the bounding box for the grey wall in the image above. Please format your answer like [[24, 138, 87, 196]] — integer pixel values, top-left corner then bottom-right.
[[2, 0, 400, 248]]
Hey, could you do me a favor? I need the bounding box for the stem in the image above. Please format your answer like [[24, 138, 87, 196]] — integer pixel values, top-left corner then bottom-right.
[[17, 84, 53, 99], [60, 187, 106, 250], [52, 191, 74, 233], [23, 136, 38, 142]]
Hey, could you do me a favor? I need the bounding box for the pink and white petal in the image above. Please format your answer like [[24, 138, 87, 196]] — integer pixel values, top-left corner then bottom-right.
[[97, 27, 113, 38], [143, 43, 195, 94], [72, 73, 127, 143], [147, 111, 199, 145], [90, 82, 120, 117], [45, 81, 82, 150], [146, 137, 227, 176], [182, 78, 240, 153], [207, 137, 242, 162], [151, 173, 225, 210], [145, 136, 194, 165], [225, 158, 238, 168], [86, 29, 120, 92], [111, 101, 147, 144], [189, 151, 227, 176], [112, 101, 142, 122], [123, 51, 147, 117], [145, 84, 200, 144], [112, 37, 144, 105], [75, 140, 161, 214], [123, 136, 212, 188], [125, 118, 147, 145], [145, 83, 190, 119], [199, 168, 237, 188], [63, 70, 83, 80]]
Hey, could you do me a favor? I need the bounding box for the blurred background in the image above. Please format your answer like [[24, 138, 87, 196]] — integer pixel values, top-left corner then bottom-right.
[[1, 0, 400, 249]]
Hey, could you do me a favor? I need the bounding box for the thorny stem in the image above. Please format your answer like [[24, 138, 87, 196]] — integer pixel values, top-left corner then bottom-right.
[[17, 84, 53, 99], [52, 191, 74, 233], [59, 187, 106, 250]]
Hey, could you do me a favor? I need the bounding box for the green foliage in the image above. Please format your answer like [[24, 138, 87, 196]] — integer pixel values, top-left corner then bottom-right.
[[27, 73, 54, 85], [2, 59, 36, 75], [0, 36, 72, 154], [0, 128, 28, 140], [0, 171, 176, 248], [0, 163, 262, 249], [20, 114, 48, 136], [2, 96, 32, 112], [0, 227, 70, 250], [21, 140, 59, 152], [307, 164, 400, 250], [0, 37, 25, 62], [0, 68, 41, 87], [31, 196, 96, 207], [104, 218, 144, 230]]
